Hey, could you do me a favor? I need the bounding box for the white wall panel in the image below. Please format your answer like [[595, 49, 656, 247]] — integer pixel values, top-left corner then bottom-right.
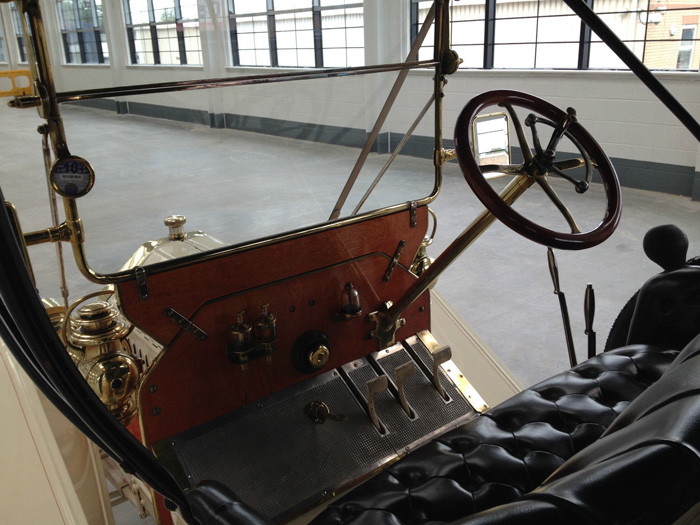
[[18, 1, 700, 177]]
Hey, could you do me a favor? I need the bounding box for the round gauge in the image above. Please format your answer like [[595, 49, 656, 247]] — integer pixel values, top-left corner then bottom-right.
[[49, 156, 95, 198]]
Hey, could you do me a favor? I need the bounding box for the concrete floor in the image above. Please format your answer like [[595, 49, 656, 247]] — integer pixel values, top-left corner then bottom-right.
[[2, 101, 700, 523]]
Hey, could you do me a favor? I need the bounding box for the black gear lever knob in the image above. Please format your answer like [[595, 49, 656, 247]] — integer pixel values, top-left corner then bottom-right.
[[643, 224, 688, 271]]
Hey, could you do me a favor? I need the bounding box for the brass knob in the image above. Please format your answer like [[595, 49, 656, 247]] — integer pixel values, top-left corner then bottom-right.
[[164, 215, 187, 240], [308, 345, 330, 369], [292, 331, 331, 374]]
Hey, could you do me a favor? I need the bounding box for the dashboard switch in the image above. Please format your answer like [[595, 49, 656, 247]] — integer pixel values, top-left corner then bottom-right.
[[293, 331, 332, 374]]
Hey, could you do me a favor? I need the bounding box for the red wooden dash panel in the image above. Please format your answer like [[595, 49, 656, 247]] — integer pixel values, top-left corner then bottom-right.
[[138, 256, 430, 444], [118, 208, 427, 346], [118, 208, 430, 445]]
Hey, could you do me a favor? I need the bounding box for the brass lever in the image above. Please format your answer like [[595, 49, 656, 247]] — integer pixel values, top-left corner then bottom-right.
[[432, 345, 452, 399]]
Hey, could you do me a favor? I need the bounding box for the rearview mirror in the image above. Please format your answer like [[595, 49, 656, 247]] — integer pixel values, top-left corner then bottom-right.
[[471, 112, 510, 168]]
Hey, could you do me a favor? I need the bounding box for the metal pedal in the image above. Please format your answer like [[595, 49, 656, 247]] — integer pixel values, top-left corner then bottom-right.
[[395, 361, 416, 417], [366, 375, 389, 433], [432, 345, 452, 399]]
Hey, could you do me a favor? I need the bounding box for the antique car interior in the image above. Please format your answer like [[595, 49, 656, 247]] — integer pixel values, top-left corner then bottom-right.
[[1, 1, 700, 524]]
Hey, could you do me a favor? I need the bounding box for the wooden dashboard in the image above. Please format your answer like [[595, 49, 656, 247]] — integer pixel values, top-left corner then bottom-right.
[[117, 207, 431, 446]]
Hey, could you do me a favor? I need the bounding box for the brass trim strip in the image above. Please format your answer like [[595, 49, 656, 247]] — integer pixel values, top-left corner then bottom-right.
[[416, 330, 488, 413]]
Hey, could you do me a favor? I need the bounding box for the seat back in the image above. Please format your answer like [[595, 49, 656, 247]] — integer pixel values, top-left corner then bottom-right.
[[462, 333, 700, 525]]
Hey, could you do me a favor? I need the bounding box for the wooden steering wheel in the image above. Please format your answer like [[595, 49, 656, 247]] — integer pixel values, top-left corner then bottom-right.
[[454, 90, 622, 250]]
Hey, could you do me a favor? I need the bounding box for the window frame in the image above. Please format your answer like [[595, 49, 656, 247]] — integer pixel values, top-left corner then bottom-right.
[[226, 0, 364, 69], [410, 0, 700, 72], [56, 0, 108, 65], [10, 3, 29, 63], [0, 15, 7, 63], [123, 0, 202, 66], [677, 24, 696, 69]]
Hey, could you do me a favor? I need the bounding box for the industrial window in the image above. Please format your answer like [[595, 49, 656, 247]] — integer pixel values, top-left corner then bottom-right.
[[123, 0, 202, 65], [677, 25, 696, 69], [0, 19, 6, 62], [227, 0, 364, 68], [10, 3, 29, 63], [410, 0, 700, 71], [56, 0, 108, 64]]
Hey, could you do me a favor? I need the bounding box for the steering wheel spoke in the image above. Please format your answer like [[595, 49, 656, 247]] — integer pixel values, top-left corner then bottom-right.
[[501, 103, 534, 163], [536, 177, 582, 234], [454, 90, 622, 250], [553, 158, 586, 172], [479, 163, 527, 175]]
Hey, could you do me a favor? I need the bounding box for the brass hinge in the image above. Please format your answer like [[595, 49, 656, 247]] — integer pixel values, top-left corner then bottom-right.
[[433, 148, 457, 167], [383, 240, 406, 282], [134, 267, 149, 302], [164, 308, 208, 341]]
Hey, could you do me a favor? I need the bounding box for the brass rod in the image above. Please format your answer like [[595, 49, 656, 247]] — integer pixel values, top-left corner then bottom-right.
[[380, 175, 535, 334], [351, 94, 436, 216], [432, 0, 451, 209], [41, 128, 70, 306], [56, 60, 438, 104], [328, 3, 438, 220], [24, 225, 66, 246]]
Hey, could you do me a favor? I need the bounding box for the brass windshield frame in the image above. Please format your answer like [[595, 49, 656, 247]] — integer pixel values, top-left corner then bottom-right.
[[16, 0, 453, 285]]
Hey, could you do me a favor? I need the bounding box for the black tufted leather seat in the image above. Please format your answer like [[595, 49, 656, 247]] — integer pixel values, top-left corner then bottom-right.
[[185, 338, 700, 525], [311, 343, 682, 524]]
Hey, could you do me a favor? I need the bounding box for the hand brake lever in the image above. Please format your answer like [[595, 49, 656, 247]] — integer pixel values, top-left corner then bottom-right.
[[548, 248, 577, 367], [584, 283, 596, 359]]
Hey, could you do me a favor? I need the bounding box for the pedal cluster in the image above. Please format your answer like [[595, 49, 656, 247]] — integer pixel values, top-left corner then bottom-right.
[[164, 331, 481, 522]]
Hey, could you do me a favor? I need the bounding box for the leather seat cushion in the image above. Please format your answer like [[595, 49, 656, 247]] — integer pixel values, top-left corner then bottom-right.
[[312, 344, 680, 525]]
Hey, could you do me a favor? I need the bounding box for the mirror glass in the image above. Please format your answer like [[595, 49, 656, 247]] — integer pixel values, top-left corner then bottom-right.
[[471, 113, 510, 171]]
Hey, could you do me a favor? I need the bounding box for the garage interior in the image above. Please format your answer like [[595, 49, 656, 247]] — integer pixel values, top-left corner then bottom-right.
[[1, 1, 699, 524]]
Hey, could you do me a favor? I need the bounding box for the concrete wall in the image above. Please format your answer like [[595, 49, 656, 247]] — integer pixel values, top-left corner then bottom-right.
[[1, 1, 698, 197]]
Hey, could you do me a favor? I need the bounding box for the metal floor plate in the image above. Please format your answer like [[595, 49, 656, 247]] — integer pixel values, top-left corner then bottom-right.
[[164, 336, 477, 522]]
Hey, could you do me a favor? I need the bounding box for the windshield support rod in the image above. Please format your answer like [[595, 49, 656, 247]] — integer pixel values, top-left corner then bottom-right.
[[328, 3, 438, 221], [56, 60, 437, 103], [352, 94, 436, 215], [562, 0, 700, 143], [377, 176, 535, 340]]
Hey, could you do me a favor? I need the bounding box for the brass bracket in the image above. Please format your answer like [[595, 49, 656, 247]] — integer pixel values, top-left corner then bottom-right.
[[134, 267, 150, 302], [164, 308, 208, 341], [7, 95, 41, 108], [367, 301, 406, 350], [433, 148, 457, 167], [66, 218, 85, 244], [409, 201, 417, 228], [23, 221, 72, 246], [416, 330, 489, 413], [383, 240, 406, 282]]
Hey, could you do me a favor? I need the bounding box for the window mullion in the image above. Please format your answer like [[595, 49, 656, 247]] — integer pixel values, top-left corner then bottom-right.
[[484, 0, 496, 68], [95, 29, 105, 63], [61, 31, 72, 63], [77, 30, 87, 63], [268, 0, 278, 67], [146, 0, 160, 64], [175, 0, 187, 65], [228, 2, 240, 66], [313, 0, 323, 67], [577, 0, 593, 69], [127, 26, 138, 64]]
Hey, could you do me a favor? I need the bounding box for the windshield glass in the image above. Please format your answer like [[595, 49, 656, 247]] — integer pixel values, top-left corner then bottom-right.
[[51, 71, 438, 273]]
